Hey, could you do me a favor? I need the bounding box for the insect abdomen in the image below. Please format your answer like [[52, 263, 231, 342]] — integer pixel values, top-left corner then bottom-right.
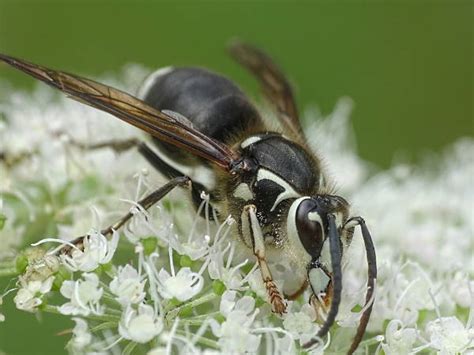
[[140, 67, 262, 144]]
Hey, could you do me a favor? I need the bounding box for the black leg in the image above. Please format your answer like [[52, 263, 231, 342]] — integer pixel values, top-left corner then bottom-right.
[[60, 176, 190, 254], [101, 176, 191, 235], [137, 142, 216, 220], [303, 213, 343, 349], [345, 217, 377, 355], [73, 138, 215, 222]]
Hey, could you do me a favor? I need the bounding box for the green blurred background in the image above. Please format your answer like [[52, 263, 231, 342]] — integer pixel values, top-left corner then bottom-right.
[[0, 1, 472, 353]]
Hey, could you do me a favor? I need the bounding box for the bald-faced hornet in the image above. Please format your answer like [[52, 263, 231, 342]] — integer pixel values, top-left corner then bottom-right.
[[0, 42, 376, 354]]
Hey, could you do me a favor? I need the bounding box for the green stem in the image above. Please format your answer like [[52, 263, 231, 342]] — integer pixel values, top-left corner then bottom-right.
[[90, 321, 118, 333], [165, 293, 217, 321], [42, 305, 120, 323], [0, 260, 15, 268], [175, 329, 219, 349], [0, 267, 18, 277], [358, 334, 383, 348], [101, 293, 122, 310], [122, 341, 137, 355], [179, 318, 206, 326], [184, 312, 220, 322]]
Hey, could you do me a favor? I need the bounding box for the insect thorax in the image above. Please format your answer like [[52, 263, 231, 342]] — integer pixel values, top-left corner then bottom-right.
[[223, 133, 322, 248]]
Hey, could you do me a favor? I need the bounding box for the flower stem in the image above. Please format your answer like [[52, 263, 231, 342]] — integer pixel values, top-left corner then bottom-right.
[[90, 321, 118, 333], [165, 292, 217, 321], [0, 267, 17, 277], [175, 329, 219, 349], [42, 304, 120, 323]]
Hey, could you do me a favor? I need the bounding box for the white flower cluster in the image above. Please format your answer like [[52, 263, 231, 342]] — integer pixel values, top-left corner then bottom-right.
[[0, 68, 472, 354]]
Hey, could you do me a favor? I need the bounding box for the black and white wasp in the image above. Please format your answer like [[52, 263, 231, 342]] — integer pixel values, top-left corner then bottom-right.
[[0, 42, 376, 354]]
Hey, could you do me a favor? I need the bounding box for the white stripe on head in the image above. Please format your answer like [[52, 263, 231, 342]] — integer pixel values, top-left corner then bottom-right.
[[240, 136, 262, 149], [257, 168, 300, 211]]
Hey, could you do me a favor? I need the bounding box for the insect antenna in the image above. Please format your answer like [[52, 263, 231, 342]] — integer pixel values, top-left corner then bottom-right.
[[346, 217, 377, 354], [303, 213, 343, 349]]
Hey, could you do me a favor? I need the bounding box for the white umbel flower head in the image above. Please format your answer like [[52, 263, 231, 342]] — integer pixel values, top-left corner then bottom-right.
[[60, 230, 119, 272], [110, 264, 146, 306], [119, 303, 163, 343], [58, 273, 104, 316], [14, 276, 54, 312]]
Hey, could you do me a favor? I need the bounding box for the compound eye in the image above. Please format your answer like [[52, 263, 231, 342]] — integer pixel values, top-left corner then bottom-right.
[[296, 199, 324, 257]]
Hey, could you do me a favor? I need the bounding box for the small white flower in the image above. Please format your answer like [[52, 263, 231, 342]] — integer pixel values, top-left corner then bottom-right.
[[14, 276, 54, 312], [157, 267, 203, 302], [211, 290, 261, 353], [110, 264, 146, 306], [380, 320, 419, 355], [273, 333, 296, 354], [59, 273, 103, 316], [19, 251, 61, 283], [171, 236, 210, 261], [207, 242, 248, 290], [211, 310, 261, 353], [283, 303, 319, 344], [60, 230, 119, 272], [119, 304, 163, 343], [448, 272, 474, 309], [426, 316, 473, 354], [70, 317, 92, 350], [219, 290, 256, 318], [247, 269, 268, 299]]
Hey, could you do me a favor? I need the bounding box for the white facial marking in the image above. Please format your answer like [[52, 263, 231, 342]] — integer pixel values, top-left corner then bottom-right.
[[257, 168, 300, 211], [137, 66, 174, 99], [233, 183, 253, 201], [240, 136, 262, 149], [308, 267, 331, 295], [308, 211, 323, 224], [287, 197, 311, 245]]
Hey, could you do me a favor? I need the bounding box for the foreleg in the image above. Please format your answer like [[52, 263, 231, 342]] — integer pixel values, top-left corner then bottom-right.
[[241, 204, 286, 315]]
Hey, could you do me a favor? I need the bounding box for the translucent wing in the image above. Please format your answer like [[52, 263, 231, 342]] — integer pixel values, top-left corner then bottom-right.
[[228, 41, 305, 143], [0, 53, 240, 172]]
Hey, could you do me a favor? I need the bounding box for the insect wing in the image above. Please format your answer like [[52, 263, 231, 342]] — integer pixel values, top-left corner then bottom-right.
[[0, 53, 239, 171], [228, 41, 305, 143]]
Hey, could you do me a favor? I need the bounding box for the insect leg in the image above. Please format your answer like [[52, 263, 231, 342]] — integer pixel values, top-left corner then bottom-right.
[[77, 139, 216, 222], [344, 217, 377, 355], [242, 204, 287, 315], [303, 213, 343, 349], [61, 176, 190, 253], [307, 260, 333, 322], [101, 176, 191, 235]]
